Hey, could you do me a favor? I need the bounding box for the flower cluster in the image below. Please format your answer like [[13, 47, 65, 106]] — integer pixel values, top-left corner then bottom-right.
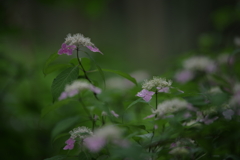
[[175, 56, 217, 83], [58, 43, 76, 55], [57, 33, 103, 55], [64, 125, 128, 152], [63, 126, 93, 150], [58, 80, 101, 100], [136, 77, 172, 102], [152, 98, 189, 117]]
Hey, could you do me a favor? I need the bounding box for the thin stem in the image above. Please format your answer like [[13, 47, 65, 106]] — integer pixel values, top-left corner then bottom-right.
[[76, 48, 100, 101], [78, 97, 92, 121], [76, 48, 92, 84]]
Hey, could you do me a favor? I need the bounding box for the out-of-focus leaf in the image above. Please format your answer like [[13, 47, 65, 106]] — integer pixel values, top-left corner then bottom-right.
[[126, 98, 144, 110], [209, 93, 229, 106], [43, 52, 59, 76], [51, 116, 80, 139], [84, 51, 105, 88], [52, 133, 69, 144], [102, 69, 137, 86], [51, 66, 79, 102], [78, 152, 92, 160], [41, 99, 72, 117], [70, 58, 91, 71], [44, 64, 71, 76], [44, 155, 67, 160]]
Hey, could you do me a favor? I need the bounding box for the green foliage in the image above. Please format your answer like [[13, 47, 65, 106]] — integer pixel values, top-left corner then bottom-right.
[[51, 66, 79, 102]]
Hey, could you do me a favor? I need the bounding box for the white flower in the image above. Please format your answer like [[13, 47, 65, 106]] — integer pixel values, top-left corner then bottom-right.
[[142, 77, 172, 91], [153, 98, 188, 116], [69, 126, 93, 139], [65, 33, 94, 46], [183, 56, 216, 73], [94, 125, 122, 140], [65, 80, 91, 93]]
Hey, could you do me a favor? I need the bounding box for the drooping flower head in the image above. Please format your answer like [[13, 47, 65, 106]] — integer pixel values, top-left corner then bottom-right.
[[136, 77, 172, 102], [63, 126, 93, 150], [63, 138, 76, 150], [69, 126, 93, 139], [183, 56, 217, 73], [142, 77, 172, 91], [58, 80, 102, 100], [152, 98, 189, 117], [64, 33, 103, 54], [83, 125, 127, 152]]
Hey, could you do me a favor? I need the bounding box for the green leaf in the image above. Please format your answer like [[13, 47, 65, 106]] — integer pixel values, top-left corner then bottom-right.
[[78, 152, 92, 160], [43, 52, 59, 76], [41, 99, 72, 117], [44, 155, 67, 160], [51, 66, 79, 102], [51, 116, 80, 139], [69, 58, 91, 71], [84, 51, 105, 88], [126, 98, 144, 110], [44, 64, 71, 76], [102, 69, 137, 86], [52, 133, 69, 144]]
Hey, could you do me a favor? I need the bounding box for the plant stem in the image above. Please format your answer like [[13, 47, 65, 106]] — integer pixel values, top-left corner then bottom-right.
[[76, 48, 92, 84]]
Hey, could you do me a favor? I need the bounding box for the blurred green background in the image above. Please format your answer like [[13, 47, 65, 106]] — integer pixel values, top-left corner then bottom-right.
[[1, 0, 240, 159]]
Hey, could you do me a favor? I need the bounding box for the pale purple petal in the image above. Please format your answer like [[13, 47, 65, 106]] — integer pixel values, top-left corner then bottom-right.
[[136, 89, 155, 102], [90, 85, 102, 94], [154, 125, 158, 130], [61, 43, 67, 48], [222, 109, 234, 120], [142, 94, 153, 102], [68, 89, 79, 97], [144, 114, 155, 119], [201, 116, 218, 125], [58, 92, 68, 100], [84, 137, 106, 152], [157, 87, 169, 93], [111, 110, 119, 118], [175, 70, 194, 83], [206, 63, 217, 73], [184, 112, 192, 118], [86, 46, 103, 55], [63, 138, 75, 150]]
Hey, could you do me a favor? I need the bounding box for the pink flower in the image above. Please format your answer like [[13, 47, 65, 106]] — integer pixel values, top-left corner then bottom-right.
[[89, 85, 102, 94], [136, 89, 155, 102], [86, 46, 103, 55], [175, 70, 194, 84], [111, 110, 119, 118], [58, 43, 76, 55], [58, 92, 68, 100], [143, 114, 155, 119], [84, 137, 106, 152], [157, 87, 169, 93], [63, 138, 76, 150]]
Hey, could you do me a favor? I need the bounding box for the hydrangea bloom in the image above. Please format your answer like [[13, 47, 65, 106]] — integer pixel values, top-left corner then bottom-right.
[[84, 136, 106, 152], [64, 33, 103, 54], [63, 138, 76, 150], [183, 56, 217, 73], [142, 77, 172, 91], [58, 80, 102, 100], [175, 70, 194, 84], [136, 89, 155, 102], [69, 126, 93, 139], [152, 98, 189, 117], [83, 125, 127, 152], [58, 43, 76, 55]]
